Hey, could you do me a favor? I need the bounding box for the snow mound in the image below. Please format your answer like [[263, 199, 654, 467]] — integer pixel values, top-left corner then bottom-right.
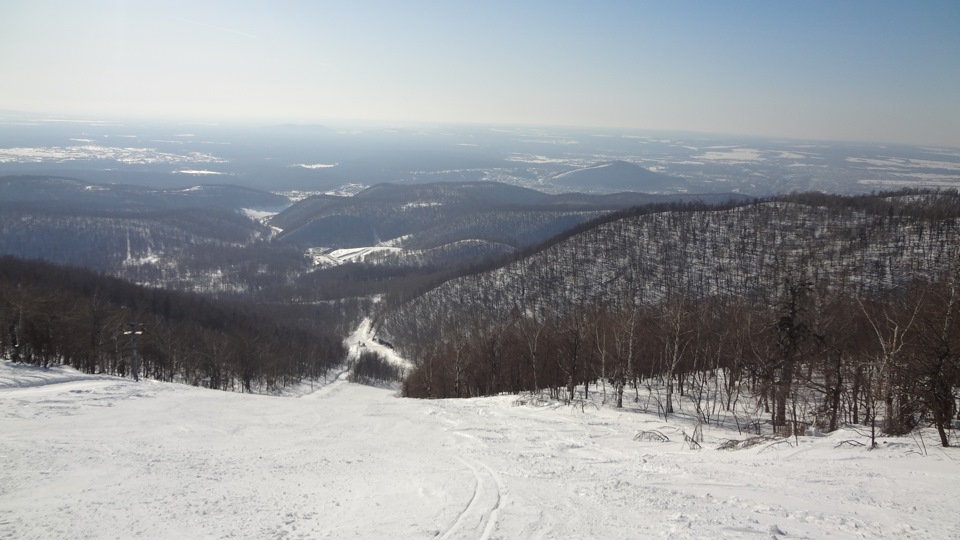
[[0, 361, 120, 390]]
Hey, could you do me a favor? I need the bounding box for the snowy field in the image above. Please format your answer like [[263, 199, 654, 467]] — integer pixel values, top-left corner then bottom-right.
[[2, 361, 959, 539]]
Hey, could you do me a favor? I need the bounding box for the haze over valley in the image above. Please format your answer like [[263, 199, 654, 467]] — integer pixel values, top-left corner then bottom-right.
[[2, 114, 958, 196]]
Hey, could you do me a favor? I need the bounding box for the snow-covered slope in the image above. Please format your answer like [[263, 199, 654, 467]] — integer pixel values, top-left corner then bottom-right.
[[346, 317, 410, 370], [2, 361, 958, 539]]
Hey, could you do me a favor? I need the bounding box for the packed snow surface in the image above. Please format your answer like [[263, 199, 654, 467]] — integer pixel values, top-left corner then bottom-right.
[[2, 361, 959, 539]]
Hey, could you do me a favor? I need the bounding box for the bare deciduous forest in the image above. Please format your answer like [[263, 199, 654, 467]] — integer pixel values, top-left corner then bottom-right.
[[388, 190, 960, 447], [0, 257, 349, 392]]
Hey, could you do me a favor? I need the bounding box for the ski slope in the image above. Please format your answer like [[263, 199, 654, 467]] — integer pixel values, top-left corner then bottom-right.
[[345, 317, 411, 370], [2, 361, 959, 539]]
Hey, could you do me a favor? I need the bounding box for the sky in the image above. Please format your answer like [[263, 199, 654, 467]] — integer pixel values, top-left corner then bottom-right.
[[1, 0, 958, 147]]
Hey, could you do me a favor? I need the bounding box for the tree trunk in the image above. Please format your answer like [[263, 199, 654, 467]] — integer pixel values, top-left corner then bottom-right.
[[851, 365, 862, 425], [665, 376, 674, 414]]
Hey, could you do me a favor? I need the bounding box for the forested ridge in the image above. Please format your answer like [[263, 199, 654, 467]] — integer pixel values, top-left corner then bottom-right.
[[0, 176, 745, 299], [3, 174, 960, 446], [385, 189, 960, 446], [0, 256, 347, 392], [273, 181, 747, 250], [0, 175, 307, 296]]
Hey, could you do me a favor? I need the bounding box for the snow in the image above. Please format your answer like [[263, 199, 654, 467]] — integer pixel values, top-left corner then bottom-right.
[[858, 178, 960, 187], [346, 317, 411, 370], [122, 254, 161, 267], [172, 169, 226, 175], [552, 161, 623, 179], [518, 138, 580, 145], [308, 246, 402, 267], [381, 234, 412, 247], [292, 163, 339, 169], [401, 201, 442, 209], [695, 148, 764, 162], [0, 145, 225, 165], [2, 360, 959, 539], [240, 208, 279, 220], [273, 190, 325, 202], [323, 184, 368, 197], [847, 157, 960, 171], [775, 151, 810, 159], [504, 154, 577, 164]]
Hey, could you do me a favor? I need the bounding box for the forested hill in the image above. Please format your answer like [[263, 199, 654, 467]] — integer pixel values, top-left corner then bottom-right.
[[0, 175, 289, 211], [382, 190, 960, 343], [270, 180, 749, 249], [551, 160, 682, 192], [0, 256, 346, 391], [382, 191, 960, 446], [0, 175, 305, 295], [0, 176, 747, 298]]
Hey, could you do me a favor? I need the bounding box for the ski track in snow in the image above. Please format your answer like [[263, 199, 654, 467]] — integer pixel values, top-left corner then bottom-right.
[[437, 447, 503, 540], [2, 361, 960, 539]]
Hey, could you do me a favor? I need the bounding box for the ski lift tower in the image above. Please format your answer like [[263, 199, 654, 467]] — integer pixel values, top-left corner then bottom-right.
[[123, 322, 145, 382]]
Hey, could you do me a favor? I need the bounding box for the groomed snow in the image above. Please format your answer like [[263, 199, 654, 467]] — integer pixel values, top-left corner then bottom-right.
[[2, 361, 959, 539], [347, 317, 411, 370]]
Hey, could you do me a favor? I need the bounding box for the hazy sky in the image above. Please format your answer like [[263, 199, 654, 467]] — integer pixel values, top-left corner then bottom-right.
[[2, 1, 958, 146]]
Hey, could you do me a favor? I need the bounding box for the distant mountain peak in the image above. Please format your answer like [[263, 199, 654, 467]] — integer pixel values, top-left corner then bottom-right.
[[552, 160, 683, 193]]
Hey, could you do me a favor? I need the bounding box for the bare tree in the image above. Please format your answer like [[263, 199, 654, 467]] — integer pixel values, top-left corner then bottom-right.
[[915, 248, 960, 446], [858, 291, 924, 442]]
